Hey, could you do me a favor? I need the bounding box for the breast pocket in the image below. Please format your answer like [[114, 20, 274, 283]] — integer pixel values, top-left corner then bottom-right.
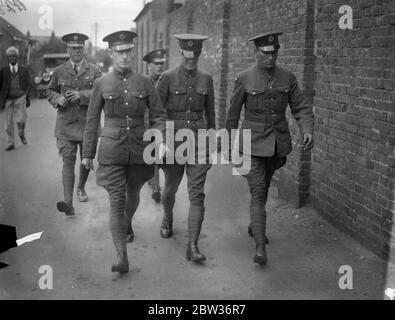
[[193, 87, 207, 111], [131, 90, 149, 113], [58, 79, 72, 94], [81, 75, 95, 89], [245, 88, 265, 111], [102, 92, 121, 116], [274, 86, 289, 106], [169, 87, 186, 110]]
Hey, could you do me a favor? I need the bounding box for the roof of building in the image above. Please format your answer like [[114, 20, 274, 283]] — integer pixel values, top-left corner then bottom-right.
[[133, 1, 153, 22], [0, 16, 29, 41]]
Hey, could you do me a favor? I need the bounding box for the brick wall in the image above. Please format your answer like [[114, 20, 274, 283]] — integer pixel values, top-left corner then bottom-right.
[[312, 0, 395, 258], [137, 0, 395, 260]]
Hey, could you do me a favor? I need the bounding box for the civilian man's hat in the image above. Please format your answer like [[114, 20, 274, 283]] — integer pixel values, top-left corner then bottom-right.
[[143, 49, 167, 63], [249, 32, 283, 52], [174, 34, 208, 58], [61, 33, 89, 48], [103, 30, 137, 51]]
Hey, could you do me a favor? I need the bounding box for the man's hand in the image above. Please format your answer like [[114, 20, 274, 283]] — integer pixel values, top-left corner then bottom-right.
[[57, 95, 68, 108], [303, 133, 313, 150], [158, 142, 169, 160], [82, 158, 94, 171], [65, 90, 80, 103]]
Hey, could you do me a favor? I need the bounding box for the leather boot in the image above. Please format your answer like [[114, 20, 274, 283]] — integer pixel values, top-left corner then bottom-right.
[[126, 221, 134, 243], [254, 244, 267, 265], [18, 122, 27, 145], [111, 251, 129, 273], [186, 241, 206, 262], [187, 205, 205, 262], [152, 190, 161, 203], [160, 198, 173, 238], [250, 201, 268, 264]]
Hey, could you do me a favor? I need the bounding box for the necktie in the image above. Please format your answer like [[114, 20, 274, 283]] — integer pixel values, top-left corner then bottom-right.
[[12, 66, 16, 75], [73, 64, 78, 75]]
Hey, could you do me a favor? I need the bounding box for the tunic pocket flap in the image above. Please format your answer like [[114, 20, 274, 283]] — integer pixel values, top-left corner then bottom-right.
[[245, 88, 265, 96], [196, 88, 208, 95], [275, 86, 289, 93], [102, 93, 121, 100], [101, 127, 121, 139], [131, 90, 148, 99], [170, 87, 187, 95], [59, 79, 72, 86]]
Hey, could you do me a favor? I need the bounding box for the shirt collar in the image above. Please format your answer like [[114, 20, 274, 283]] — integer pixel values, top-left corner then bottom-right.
[[70, 59, 83, 69], [10, 63, 18, 72]]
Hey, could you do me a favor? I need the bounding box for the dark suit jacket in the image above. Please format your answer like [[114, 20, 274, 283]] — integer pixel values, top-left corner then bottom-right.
[[0, 64, 32, 110]]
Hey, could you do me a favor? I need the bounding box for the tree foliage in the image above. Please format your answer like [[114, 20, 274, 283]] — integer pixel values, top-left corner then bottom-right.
[[0, 0, 26, 15]]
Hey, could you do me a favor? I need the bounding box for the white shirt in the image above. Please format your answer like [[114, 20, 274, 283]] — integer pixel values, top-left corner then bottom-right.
[[9, 63, 18, 74]]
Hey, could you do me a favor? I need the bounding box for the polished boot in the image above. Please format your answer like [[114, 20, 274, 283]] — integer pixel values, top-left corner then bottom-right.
[[160, 198, 173, 238], [187, 205, 206, 262], [126, 221, 134, 243], [160, 215, 173, 238], [18, 122, 27, 145], [77, 188, 88, 202], [5, 144, 15, 151], [111, 251, 129, 273], [56, 201, 75, 216], [254, 244, 267, 265], [77, 165, 90, 202], [186, 241, 206, 262], [248, 224, 269, 244], [152, 190, 161, 203]]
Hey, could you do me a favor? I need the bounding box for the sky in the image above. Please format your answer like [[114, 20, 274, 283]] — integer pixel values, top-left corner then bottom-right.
[[2, 0, 147, 48]]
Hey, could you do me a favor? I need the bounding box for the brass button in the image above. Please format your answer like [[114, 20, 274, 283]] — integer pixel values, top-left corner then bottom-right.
[[189, 97, 192, 101], [176, 90, 179, 94], [124, 90, 128, 93], [187, 120, 190, 123], [125, 102, 129, 105], [123, 79, 127, 82], [139, 94, 142, 98], [109, 96, 112, 99]]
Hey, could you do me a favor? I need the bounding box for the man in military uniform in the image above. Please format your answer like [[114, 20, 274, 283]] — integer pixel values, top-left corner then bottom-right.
[[82, 31, 167, 273], [156, 34, 215, 263], [143, 49, 167, 203], [47, 33, 102, 216], [225, 32, 314, 265]]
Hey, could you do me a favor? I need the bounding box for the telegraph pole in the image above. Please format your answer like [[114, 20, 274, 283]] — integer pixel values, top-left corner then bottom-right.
[[94, 22, 98, 55]]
